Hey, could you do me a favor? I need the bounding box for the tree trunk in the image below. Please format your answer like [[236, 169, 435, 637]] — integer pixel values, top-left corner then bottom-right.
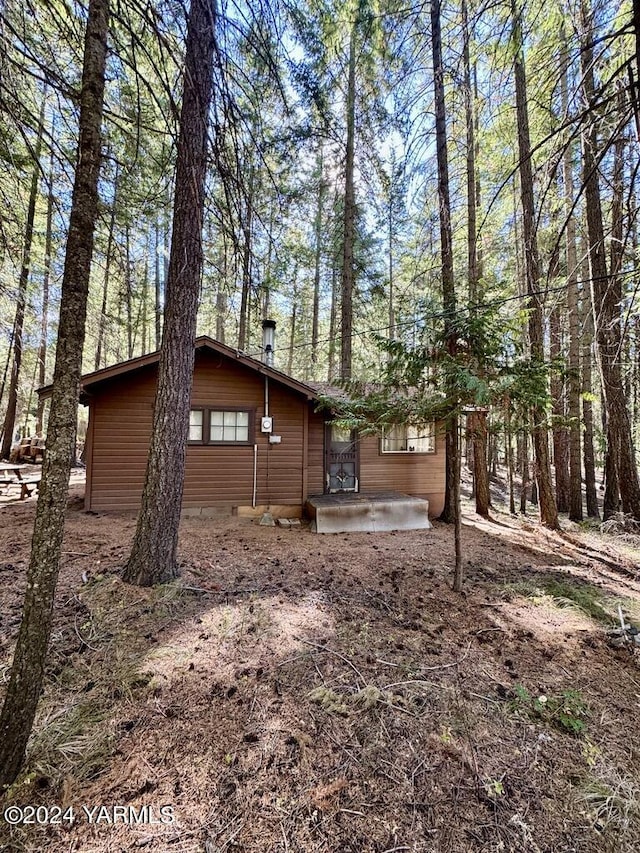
[[1, 99, 46, 458], [581, 261, 600, 517], [388, 162, 395, 345], [581, 3, 640, 519], [125, 221, 134, 359], [432, 0, 459, 538], [0, 0, 108, 789], [520, 421, 529, 514], [633, 0, 640, 138], [550, 298, 570, 512], [141, 252, 149, 354], [328, 256, 339, 382], [507, 405, 516, 514], [36, 142, 55, 435], [162, 181, 171, 343], [340, 21, 357, 381], [288, 272, 299, 376], [216, 244, 227, 343], [95, 160, 118, 369], [470, 409, 490, 517], [123, 0, 216, 586], [154, 216, 163, 349], [312, 144, 325, 372], [490, 429, 498, 476], [560, 32, 583, 521], [238, 164, 254, 351], [463, 0, 478, 306], [512, 0, 559, 529], [452, 426, 463, 593], [462, 0, 489, 515], [473, 62, 483, 283], [603, 420, 620, 519], [600, 83, 627, 522]]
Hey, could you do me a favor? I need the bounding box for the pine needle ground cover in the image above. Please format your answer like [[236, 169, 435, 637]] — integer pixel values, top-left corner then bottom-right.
[[1, 478, 640, 852]]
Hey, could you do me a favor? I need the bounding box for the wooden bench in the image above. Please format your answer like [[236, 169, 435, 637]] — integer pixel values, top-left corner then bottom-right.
[[0, 477, 18, 492], [19, 476, 41, 499], [0, 469, 41, 499]]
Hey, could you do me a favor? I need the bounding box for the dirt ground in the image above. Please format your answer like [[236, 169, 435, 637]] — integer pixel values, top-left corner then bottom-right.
[[1, 470, 640, 852]]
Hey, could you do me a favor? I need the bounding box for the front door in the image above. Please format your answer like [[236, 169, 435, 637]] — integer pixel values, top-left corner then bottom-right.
[[325, 423, 359, 493]]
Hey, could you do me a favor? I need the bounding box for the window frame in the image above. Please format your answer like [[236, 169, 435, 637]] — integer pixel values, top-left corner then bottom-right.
[[380, 421, 436, 455], [188, 406, 255, 446]]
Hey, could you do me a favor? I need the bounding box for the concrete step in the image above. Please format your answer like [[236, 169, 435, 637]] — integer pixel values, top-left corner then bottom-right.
[[306, 492, 432, 534]]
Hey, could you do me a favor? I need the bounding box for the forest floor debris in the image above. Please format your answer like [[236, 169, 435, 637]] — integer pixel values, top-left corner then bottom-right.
[[1, 473, 640, 851]]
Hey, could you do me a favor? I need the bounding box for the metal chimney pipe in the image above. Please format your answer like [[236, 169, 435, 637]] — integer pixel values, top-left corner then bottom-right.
[[262, 319, 276, 366]]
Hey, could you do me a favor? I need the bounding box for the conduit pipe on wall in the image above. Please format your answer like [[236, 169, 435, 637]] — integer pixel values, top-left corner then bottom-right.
[[252, 444, 258, 507]]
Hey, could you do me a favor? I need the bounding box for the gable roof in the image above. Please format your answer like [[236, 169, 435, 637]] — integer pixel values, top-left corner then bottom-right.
[[39, 336, 322, 403]]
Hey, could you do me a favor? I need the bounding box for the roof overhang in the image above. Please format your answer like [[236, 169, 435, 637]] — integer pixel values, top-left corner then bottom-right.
[[38, 336, 321, 404]]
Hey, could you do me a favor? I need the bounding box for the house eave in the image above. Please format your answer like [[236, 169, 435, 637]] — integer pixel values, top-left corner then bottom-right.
[[37, 336, 320, 403]]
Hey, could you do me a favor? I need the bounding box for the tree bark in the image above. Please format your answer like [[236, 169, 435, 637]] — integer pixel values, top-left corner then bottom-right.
[[0, 0, 108, 789], [154, 216, 163, 349], [470, 409, 490, 517], [312, 144, 325, 372], [328, 246, 339, 382], [512, 0, 559, 529], [340, 20, 357, 381], [215, 243, 227, 344], [141, 251, 149, 354], [462, 0, 490, 516], [123, 0, 216, 586], [387, 159, 395, 345], [36, 141, 55, 435], [452, 424, 463, 593], [238, 164, 254, 351], [288, 272, 299, 376], [95, 160, 118, 369], [634, 0, 640, 137], [603, 420, 620, 519], [506, 405, 516, 514], [581, 260, 600, 517], [560, 31, 583, 521], [550, 298, 570, 512], [581, 2, 640, 519], [1, 99, 46, 458], [520, 421, 529, 514], [432, 0, 459, 537], [600, 84, 628, 521], [125, 221, 134, 358], [463, 0, 478, 306]]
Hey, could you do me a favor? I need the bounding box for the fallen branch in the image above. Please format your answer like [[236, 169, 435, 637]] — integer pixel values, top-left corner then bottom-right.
[[294, 636, 365, 687], [383, 641, 472, 689]]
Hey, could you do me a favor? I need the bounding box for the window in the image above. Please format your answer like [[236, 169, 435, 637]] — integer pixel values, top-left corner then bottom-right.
[[210, 410, 249, 443], [381, 422, 435, 454], [189, 408, 253, 445], [189, 409, 204, 442]]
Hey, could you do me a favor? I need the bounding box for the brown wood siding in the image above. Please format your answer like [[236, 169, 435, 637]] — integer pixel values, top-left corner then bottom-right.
[[358, 424, 446, 516], [88, 367, 156, 509], [87, 351, 309, 511], [251, 380, 305, 507], [307, 409, 325, 495], [85, 348, 445, 516], [84, 397, 95, 510]]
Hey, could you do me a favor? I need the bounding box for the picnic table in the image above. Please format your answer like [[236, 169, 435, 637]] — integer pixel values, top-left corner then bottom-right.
[[0, 464, 41, 500]]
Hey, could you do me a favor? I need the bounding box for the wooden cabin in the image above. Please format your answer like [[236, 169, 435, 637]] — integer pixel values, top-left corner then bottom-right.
[[70, 336, 445, 517]]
